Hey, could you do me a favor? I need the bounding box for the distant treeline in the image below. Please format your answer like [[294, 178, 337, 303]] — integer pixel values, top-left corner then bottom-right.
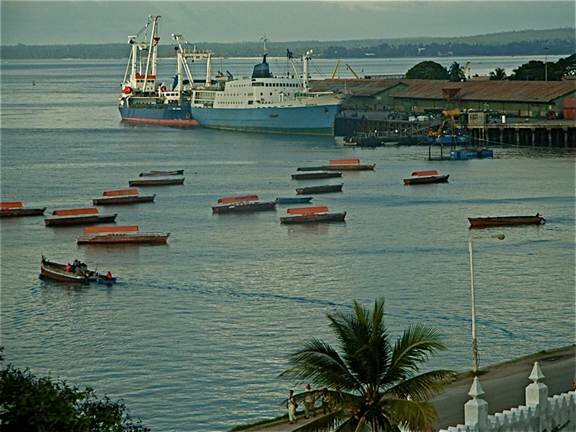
[[1, 28, 574, 60]]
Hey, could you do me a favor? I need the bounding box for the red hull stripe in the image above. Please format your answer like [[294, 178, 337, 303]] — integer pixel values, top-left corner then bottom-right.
[[122, 117, 199, 127]]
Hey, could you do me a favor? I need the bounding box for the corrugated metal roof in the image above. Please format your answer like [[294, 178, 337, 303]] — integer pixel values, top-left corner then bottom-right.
[[310, 78, 576, 102], [392, 79, 576, 103], [310, 79, 402, 97]]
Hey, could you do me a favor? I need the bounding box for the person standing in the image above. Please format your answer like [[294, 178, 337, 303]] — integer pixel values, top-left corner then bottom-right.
[[287, 389, 297, 424], [320, 388, 331, 414], [304, 384, 315, 419]]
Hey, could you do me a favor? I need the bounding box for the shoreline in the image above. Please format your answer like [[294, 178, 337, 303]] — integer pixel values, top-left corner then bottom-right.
[[232, 344, 575, 432]]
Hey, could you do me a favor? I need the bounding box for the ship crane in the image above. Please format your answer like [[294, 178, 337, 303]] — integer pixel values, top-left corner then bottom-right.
[[172, 34, 213, 92]]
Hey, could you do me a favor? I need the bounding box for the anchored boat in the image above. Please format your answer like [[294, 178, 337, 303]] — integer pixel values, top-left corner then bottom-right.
[[324, 159, 376, 171], [212, 195, 276, 214], [280, 206, 346, 224], [296, 184, 343, 195], [77, 225, 169, 245], [275, 196, 313, 205], [44, 207, 117, 226], [129, 178, 185, 186], [0, 201, 46, 218], [139, 169, 184, 177], [93, 188, 155, 205], [291, 171, 342, 180], [403, 170, 449, 185], [468, 214, 545, 229]]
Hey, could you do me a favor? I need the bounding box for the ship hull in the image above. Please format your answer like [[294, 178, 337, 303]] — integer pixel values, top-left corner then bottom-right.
[[191, 104, 340, 136], [119, 104, 199, 127]]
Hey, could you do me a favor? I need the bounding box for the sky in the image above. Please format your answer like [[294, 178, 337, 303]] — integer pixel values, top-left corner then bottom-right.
[[1, 1, 574, 45]]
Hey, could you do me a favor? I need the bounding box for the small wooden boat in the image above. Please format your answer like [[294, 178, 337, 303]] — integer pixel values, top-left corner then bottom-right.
[[296, 184, 343, 195], [93, 188, 155, 205], [275, 197, 313, 205], [212, 195, 276, 214], [324, 159, 375, 171], [468, 214, 545, 229], [0, 201, 46, 218], [291, 171, 342, 180], [280, 206, 346, 224], [128, 178, 185, 187], [39, 257, 117, 285], [403, 170, 450, 185], [77, 225, 169, 245], [44, 207, 117, 226], [139, 169, 184, 177]]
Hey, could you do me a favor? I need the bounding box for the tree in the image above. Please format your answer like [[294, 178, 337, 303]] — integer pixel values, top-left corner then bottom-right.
[[280, 298, 455, 432], [509, 55, 575, 81], [0, 361, 148, 432], [448, 62, 466, 82], [405, 61, 449, 80], [490, 67, 507, 80]]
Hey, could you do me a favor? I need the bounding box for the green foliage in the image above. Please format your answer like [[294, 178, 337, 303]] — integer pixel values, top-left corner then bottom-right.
[[448, 62, 467, 82], [490, 67, 507, 80], [510, 54, 576, 80], [280, 298, 456, 432], [0, 362, 149, 432], [406, 61, 449, 80]]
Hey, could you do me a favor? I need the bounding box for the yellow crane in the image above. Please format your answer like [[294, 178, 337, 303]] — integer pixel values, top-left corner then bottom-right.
[[330, 60, 361, 79]]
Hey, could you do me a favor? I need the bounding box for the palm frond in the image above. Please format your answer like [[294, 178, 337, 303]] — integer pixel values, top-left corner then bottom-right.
[[383, 324, 447, 384], [328, 299, 391, 388], [280, 338, 361, 391], [382, 398, 437, 432], [386, 370, 457, 401]]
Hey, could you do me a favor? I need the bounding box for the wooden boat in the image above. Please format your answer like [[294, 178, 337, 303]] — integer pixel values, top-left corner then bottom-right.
[[0, 201, 46, 218], [93, 188, 155, 205], [128, 178, 185, 186], [403, 170, 450, 185], [296, 184, 343, 195], [468, 214, 545, 229], [212, 195, 276, 214], [275, 197, 313, 205], [139, 169, 184, 177], [39, 257, 117, 285], [280, 206, 346, 224], [291, 171, 342, 180], [324, 159, 375, 171], [44, 207, 117, 226], [296, 166, 326, 172], [77, 225, 169, 245]]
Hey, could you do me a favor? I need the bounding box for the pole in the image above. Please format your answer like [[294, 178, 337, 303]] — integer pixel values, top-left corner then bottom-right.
[[468, 238, 479, 375], [544, 48, 548, 82]]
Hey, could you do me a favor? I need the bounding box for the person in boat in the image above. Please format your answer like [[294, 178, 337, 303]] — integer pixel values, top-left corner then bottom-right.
[[65, 263, 72, 272], [105, 271, 113, 281]]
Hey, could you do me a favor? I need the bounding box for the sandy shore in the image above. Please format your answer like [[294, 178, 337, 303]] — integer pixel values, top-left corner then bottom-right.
[[234, 345, 575, 432]]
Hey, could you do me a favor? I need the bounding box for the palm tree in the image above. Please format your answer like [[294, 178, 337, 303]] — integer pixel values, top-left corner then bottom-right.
[[280, 298, 455, 432], [448, 62, 466, 82], [490, 67, 507, 80]]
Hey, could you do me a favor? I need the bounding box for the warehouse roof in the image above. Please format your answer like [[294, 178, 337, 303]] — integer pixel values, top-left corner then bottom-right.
[[390, 79, 576, 103], [310, 78, 576, 103], [310, 79, 403, 97]]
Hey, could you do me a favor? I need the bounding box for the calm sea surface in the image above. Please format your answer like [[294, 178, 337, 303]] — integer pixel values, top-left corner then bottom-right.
[[1, 57, 574, 431]]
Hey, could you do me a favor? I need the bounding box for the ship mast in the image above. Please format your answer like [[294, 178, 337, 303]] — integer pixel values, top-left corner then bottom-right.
[[303, 50, 312, 92], [142, 15, 160, 94]]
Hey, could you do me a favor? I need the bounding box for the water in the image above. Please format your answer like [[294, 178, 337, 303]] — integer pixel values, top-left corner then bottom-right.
[[1, 58, 574, 431]]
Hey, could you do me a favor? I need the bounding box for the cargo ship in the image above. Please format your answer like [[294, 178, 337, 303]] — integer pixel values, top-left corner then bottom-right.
[[182, 42, 342, 135], [118, 16, 200, 127]]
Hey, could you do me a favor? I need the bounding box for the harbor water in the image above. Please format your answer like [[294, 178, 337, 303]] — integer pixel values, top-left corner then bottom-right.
[[1, 58, 574, 431]]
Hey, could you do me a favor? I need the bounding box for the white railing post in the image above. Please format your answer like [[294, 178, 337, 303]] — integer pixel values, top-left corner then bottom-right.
[[525, 362, 548, 431], [465, 377, 489, 431]]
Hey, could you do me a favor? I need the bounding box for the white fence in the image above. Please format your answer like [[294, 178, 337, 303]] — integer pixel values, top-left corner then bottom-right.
[[440, 362, 575, 432]]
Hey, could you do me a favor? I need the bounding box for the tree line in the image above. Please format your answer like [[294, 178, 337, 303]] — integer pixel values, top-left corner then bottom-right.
[[1, 39, 572, 60], [405, 54, 576, 81]]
